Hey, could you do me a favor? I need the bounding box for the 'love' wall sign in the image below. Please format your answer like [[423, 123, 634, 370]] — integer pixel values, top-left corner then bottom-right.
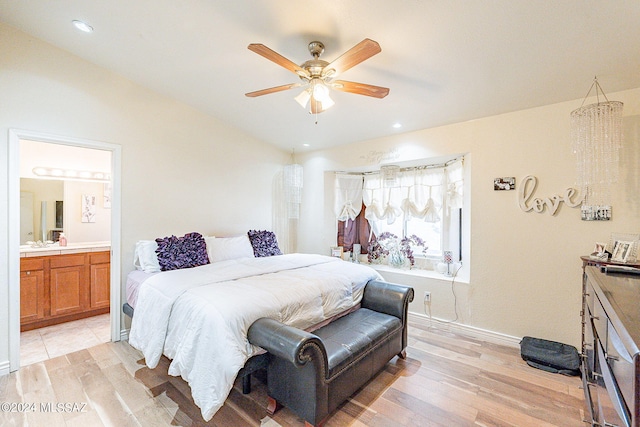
[[518, 175, 583, 216]]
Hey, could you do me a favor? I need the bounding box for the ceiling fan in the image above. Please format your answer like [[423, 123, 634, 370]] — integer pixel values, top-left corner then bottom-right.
[[245, 38, 389, 114]]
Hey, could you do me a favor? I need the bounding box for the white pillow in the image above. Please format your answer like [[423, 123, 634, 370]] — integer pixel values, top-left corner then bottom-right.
[[206, 235, 255, 263], [133, 240, 161, 273]]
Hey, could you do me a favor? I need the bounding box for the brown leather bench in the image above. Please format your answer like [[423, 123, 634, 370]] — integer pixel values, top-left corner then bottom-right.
[[248, 280, 414, 427]]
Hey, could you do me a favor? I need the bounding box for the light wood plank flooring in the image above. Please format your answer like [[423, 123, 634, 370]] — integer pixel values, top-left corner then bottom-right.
[[1, 316, 586, 426]]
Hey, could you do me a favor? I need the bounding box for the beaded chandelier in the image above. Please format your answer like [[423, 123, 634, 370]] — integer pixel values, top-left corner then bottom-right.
[[570, 77, 623, 221], [284, 163, 303, 219]]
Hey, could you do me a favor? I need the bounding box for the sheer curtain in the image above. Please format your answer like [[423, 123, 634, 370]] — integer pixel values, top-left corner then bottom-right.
[[334, 174, 364, 221], [362, 167, 445, 237], [446, 160, 464, 211], [334, 158, 464, 242]]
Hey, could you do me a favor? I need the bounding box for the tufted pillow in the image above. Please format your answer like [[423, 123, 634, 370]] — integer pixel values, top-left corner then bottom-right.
[[155, 232, 210, 271], [247, 230, 283, 257]]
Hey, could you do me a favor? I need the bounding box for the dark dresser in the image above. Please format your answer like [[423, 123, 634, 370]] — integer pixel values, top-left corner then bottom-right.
[[582, 264, 640, 427]]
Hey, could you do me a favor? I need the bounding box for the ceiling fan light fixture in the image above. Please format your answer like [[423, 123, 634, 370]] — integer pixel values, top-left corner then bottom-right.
[[311, 79, 329, 101], [294, 89, 311, 108], [318, 93, 334, 110], [247, 38, 387, 116]]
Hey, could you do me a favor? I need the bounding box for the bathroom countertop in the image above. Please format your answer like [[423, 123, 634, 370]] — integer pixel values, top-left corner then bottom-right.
[[20, 241, 111, 257]]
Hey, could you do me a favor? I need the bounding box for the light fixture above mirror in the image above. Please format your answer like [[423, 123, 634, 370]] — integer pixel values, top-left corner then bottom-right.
[[32, 166, 110, 182]]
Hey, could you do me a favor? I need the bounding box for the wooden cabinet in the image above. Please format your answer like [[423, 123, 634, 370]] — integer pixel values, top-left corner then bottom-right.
[[582, 265, 640, 427], [50, 254, 86, 317], [20, 251, 110, 331], [20, 258, 46, 324], [90, 252, 110, 309]]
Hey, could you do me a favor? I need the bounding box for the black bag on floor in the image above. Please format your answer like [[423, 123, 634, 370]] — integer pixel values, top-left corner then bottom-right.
[[520, 336, 580, 376]]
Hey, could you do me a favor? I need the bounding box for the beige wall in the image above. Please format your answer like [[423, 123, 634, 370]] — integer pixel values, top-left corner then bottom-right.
[[0, 24, 288, 369], [298, 88, 640, 347]]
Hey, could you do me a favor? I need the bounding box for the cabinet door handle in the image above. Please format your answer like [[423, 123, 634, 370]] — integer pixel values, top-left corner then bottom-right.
[[26, 271, 31, 275]]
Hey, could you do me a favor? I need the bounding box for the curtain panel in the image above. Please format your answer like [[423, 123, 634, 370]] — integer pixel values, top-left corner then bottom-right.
[[337, 203, 371, 253], [446, 160, 464, 211], [334, 174, 364, 221]]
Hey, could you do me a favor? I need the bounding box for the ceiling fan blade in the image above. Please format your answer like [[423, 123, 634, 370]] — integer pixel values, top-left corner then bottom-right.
[[323, 39, 382, 77], [248, 44, 310, 78], [245, 83, 302, 98], [331, 80, 389, 98]]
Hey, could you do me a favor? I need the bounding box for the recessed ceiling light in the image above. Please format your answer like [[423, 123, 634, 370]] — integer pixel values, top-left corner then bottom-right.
[[392, 123, 402, 129], [72, 20, 94, 33], [302, 143, 310, 147]]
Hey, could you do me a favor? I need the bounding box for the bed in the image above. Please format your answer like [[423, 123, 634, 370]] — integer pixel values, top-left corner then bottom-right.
[[125, 232, 382, 421]]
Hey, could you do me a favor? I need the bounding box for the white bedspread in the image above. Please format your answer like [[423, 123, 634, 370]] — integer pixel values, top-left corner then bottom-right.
[[128, 253, 381, 421]]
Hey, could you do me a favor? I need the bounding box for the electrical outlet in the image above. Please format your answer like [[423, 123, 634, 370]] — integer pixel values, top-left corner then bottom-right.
[[424, 291, 431, 303]]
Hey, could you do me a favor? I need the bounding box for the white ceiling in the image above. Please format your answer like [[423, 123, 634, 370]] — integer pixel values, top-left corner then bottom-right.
[[2, 1, 640, 152]]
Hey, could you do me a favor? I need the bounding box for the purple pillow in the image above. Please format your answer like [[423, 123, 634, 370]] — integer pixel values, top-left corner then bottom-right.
[[155, 232, 210, 271], [247, 230, 282, 257]]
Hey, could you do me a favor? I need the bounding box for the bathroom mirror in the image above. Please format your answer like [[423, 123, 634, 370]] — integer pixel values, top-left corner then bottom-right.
[[20, 178, 63, 244]]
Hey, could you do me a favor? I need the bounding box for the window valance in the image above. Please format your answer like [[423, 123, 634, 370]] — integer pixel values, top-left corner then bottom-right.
[[335, 158, 464, 237]]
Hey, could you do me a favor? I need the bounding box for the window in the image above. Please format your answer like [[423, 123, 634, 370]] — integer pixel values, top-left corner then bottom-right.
[[335, 157, 464, 266]]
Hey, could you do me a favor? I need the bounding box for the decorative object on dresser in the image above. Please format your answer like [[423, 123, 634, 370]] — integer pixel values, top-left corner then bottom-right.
[[609, 232, 640, 264], [581, 263, 640, 426], [590, 242, 608, 260]]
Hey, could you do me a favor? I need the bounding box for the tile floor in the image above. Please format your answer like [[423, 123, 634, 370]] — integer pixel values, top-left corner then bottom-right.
[[19, 313, 111, 367]]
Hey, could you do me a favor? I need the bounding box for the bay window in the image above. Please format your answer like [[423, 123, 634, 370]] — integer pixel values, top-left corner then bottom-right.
[[335, 157, 464, 267]]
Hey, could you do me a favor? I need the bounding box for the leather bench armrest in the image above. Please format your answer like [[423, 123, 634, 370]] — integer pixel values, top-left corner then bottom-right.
[[361, 280, 414, 320], [248, 318, 328, 369]]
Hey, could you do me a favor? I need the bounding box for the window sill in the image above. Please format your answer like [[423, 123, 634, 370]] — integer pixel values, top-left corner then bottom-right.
[[367, 263, 469, 284]]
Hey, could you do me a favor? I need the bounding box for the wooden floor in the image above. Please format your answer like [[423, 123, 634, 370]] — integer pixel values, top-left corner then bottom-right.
[[0, 316, 586, 426]]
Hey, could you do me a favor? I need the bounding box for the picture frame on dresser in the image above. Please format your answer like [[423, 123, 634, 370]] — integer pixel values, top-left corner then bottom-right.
[[609, 232, 640, 263], [611, 240, 635, 263], [590, 242, 608, 260]]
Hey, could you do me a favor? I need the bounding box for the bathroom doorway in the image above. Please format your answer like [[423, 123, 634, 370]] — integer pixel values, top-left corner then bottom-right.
[[8, 129, 122, 371]]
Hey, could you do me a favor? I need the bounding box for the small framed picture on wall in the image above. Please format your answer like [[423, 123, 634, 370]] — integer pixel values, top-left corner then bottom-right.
[[81, 194, 96, 223], [494, 177, 515, 191]]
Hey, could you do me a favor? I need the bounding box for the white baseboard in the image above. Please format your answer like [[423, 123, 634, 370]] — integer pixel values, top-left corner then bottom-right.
[[408, 312, 522, 348], [0, 360, 10, 376]]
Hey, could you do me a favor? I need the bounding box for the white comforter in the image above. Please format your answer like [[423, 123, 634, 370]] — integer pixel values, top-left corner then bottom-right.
[[128, 253, 381, 421]]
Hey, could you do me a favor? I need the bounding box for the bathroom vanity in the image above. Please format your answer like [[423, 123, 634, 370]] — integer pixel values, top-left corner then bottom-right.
[[20, 243, 110, 331]]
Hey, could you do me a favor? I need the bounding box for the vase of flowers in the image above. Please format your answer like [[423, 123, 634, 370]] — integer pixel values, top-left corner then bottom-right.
[[367, 232, 427, 268]]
